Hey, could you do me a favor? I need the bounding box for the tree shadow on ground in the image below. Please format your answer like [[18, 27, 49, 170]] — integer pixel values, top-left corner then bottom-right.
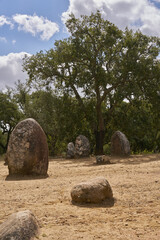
[[71, 197, 116, 209], [51, 154, 160, 167], [5, 174, 49, 181], [50, 156, 113, 167], [114, 154, 160, 165]]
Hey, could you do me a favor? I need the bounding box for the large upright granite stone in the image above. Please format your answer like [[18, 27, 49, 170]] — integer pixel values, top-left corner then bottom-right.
[[66, 142, 75, 159], [75, 135, 90, 158], [111, 130, 130, 157], [0, 210, 39, 240], [6, 118, 49, 176]]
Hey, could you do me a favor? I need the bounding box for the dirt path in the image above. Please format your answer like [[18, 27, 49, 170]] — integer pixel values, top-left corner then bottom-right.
[[0, 154, 160, 239]]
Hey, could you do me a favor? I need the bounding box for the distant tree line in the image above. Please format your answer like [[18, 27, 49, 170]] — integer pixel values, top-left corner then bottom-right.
[[0, 11, 160, 155], [0, 83, 159, 156]]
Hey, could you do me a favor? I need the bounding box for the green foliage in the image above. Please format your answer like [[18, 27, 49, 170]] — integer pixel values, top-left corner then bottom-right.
[[0, 130, 7, 154], [105, 100, 160, 153], [12, 84, 94, 155], [0, 90, 22, 153], [103, 143, 111, 155], [20, 11, 160, 154]]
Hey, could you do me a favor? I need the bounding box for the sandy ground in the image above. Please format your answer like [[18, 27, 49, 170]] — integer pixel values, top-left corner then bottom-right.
[[0, 154, 160, 240]]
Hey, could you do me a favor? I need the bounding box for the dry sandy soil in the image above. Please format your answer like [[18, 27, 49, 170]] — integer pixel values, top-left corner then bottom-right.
[[0, 154, 160, 240]]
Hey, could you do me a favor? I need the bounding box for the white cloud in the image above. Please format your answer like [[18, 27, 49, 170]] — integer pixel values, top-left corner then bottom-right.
[[0, 15, 14, 29], [140, 4, 160, 36], [0, 15, 13, 28], [13, 14, 59, 41], [12, 39, 16, 45], [62, 0, 160, 37], [0, 37, 7, 43], [0, 52, 31, 90]]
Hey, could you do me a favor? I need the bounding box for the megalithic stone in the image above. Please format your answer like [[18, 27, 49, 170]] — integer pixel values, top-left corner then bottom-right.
[[6, 118, 49, 176]]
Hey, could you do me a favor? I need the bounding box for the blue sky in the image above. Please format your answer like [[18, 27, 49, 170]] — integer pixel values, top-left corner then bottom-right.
[[0, 0, 69, 55], [0, 0, 160, 90]]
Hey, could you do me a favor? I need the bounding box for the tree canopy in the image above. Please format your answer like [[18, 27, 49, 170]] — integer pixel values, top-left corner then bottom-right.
[[16, 11, 160, 154]]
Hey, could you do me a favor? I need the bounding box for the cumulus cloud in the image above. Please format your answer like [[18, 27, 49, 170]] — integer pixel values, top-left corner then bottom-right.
[[13, 14, 59, 41], [140, 4, 160, 36], [62, 0, 160, 37], [0, 15, 13, 28], [0, 52, 31, 90]]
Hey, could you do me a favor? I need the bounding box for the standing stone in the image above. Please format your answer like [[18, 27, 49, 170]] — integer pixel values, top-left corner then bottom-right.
[[0, 210, 39, 240], [111, 130, 130, 157], [96, 155, 111, 165], [75, 135, 90, 158], [66, 142, 75, 159], [6, 118, 49, 176], [71, 177, 113, 203]]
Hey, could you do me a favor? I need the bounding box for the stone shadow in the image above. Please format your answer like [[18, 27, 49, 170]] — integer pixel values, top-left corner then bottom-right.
[[71, 197, 116, 208], [5, 173, 49, 181]]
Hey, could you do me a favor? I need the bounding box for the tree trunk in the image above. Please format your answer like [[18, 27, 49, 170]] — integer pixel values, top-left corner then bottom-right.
[[95, 130, 105, 155], [95, 102, 105, 155]]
